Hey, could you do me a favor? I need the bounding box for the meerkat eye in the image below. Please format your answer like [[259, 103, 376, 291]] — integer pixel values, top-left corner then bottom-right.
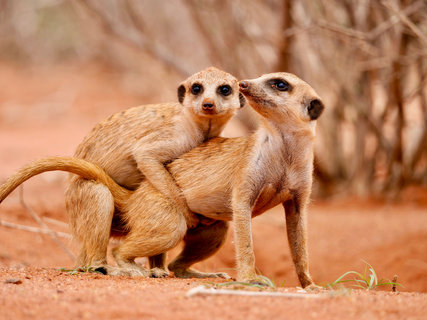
[[218, 85, 232, 96], [271, 79, 291, 92], [191, 84, 203, 95]]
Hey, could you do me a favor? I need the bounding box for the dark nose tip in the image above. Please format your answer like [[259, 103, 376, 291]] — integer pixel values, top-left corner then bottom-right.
[[203, 103, 214, 110], [239, 81, 249, 90]]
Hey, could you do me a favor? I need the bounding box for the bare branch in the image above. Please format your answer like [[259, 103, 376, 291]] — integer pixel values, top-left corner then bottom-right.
[[183, 0, 223, 66], [43, 217, 68, 229], [276, 0, 294, 72], [316, 20, 368, 41], [186, 285, 326, 299], [18, 185, 75, 261], [74, 0, 193, 76], [381, 0, 427, 45], [315, 20, 379, 56], [368, 0, 424, 40], [0, 219, 72, 239]]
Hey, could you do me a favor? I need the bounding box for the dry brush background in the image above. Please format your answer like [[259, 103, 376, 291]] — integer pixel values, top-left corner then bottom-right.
[[1, 0, 426, 196]]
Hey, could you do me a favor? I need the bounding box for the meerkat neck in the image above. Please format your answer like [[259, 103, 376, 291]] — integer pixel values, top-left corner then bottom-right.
[[182, 107, 231, 140], [258, 118, 315, 156], [262, 118, 314, 139], [203, 114, 233, 139]]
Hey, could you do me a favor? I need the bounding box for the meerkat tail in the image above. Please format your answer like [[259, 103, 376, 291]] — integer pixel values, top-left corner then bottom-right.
[[0, 157, 131, 209]]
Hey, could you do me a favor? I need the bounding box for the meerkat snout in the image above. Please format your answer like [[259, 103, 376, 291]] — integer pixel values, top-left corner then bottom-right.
[[202, 100, 216, 113], [239, 81, 249, 90]]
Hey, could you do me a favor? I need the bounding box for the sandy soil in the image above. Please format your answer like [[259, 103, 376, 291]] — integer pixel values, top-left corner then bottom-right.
[[1, 268, 426, 320], [0, 62, 426, 319]]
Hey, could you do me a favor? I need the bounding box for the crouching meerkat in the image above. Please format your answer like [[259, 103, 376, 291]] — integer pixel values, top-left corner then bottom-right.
[[0, 72, 323, 288], [0, 67, 243, 273]]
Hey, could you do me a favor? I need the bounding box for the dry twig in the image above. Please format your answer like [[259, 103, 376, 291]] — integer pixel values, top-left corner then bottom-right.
[[186, 285, 326, 299], [74, 0, 193, 76], [18, 185, 75, 261], [0, 219, 71, 239], [381, 0, 427, 45]]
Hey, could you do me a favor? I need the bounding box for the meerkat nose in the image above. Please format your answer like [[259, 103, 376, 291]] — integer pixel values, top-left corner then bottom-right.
[[239, 81, 249, 90], [203, 103, 214, 110]]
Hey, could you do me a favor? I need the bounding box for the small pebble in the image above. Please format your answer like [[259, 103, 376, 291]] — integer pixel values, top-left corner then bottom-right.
[[5, 278, 22, 285]]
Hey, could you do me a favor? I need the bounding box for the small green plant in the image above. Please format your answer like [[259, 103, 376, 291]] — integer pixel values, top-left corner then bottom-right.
[[325, 261, 401, 291]]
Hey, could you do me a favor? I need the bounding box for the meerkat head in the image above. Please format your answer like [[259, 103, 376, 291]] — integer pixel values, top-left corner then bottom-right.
[[177, 67, 244, 119], [239, 72, 324, 125]]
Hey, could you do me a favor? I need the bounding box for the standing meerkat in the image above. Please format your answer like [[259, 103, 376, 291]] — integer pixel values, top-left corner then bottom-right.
[[0, 67, 243, 273], [124, 72, 324, 286], [0, 72, 323, 288]]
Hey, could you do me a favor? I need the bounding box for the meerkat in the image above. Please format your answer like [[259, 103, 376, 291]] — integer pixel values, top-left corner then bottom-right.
[[0, 72, 323, 288], [120, 72, 324, 286], [0, 67, 243, 273]]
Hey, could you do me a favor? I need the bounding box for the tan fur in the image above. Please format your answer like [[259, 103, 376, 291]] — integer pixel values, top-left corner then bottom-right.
[[0, 157, 131, 209], [0, 72, 324, 288]]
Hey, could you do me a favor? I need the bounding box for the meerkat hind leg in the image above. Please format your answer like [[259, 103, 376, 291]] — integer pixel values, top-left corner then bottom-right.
[[66, 179, 115, 271], [149, 254, 170, 278], [168, 220, 230, 279]]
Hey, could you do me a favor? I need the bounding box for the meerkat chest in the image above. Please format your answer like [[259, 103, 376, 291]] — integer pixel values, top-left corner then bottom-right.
[[248, 140, 312, 214], [175, 117, 208, 149]]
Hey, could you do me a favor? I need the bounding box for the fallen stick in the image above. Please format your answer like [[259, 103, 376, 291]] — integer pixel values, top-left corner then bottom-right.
[[0, 219, 72, 239], [186, 285, 326, 299], [43, 216, 69, 228], [18, 185, 75, 261], [0, 218, 122, 245]]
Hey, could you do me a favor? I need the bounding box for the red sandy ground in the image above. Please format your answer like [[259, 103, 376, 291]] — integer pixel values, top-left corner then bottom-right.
[[0, 62, 426, 319]]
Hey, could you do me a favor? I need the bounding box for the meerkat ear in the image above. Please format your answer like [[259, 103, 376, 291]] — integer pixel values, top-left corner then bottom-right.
[[239, 93, 246, 108], [307, 99, 324, 120], [177, 85, 186, 104]]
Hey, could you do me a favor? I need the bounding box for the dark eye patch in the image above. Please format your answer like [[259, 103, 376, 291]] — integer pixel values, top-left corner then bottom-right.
[[268, 79, 292, 92], [218, 85, 232, 96], [239, 92, 246, 108], [191, 83, 203, 95]]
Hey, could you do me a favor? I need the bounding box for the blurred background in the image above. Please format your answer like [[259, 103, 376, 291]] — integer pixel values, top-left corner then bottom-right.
[[0, 0, 426, 291]]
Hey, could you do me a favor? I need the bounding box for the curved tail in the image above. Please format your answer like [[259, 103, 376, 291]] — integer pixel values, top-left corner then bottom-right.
[[0, 157, 132, 210]]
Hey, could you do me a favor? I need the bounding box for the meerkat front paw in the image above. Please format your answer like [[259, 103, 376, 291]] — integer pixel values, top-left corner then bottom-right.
[[237, 273, 275, 287], [304, 283, 324, 292]]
